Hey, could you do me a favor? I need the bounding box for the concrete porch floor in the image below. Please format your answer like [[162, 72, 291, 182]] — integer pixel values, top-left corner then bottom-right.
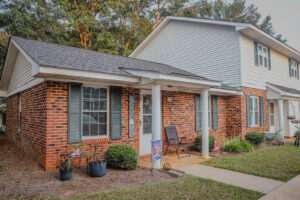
[[139, 152, 207, 170]]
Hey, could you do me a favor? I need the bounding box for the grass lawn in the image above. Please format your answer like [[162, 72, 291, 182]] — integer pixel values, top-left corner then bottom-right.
[[204, 144, 300, 182], [15, 176, 262, 200]]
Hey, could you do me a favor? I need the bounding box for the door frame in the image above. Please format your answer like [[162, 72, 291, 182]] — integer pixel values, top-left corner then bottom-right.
[[139, 90, 152, 155]]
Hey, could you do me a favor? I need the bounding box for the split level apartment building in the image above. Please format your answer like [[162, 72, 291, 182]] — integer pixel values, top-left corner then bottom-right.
[[0, 16, 299, 170]]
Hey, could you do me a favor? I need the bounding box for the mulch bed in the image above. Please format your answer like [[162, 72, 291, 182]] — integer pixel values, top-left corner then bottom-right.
[[0, 137, 176, 199]]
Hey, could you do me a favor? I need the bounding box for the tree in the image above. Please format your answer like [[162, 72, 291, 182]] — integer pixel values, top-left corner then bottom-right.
[[0, 32, 9, 70]]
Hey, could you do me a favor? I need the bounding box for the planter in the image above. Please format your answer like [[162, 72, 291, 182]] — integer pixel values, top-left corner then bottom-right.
[[88, 161, 107, 177], [59, 168, 73, 181], [291, 120, 300, 124]]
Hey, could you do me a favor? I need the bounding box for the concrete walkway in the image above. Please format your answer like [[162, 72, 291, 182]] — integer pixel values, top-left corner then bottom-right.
[[178, 164, 284, 194], [259, 175, 300, 200]]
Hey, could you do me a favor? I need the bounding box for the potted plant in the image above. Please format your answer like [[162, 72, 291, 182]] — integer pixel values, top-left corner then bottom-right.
[[287, 115, 296, 120], [71, 144, 82, 157], [58, 157, 73, 181], [87, 144, 106, 177]]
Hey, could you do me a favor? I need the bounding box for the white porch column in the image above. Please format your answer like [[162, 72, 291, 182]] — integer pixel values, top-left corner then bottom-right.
[[278, 99, 284, 138], [152, 84, 161, 169], [202, 88, 209, 158]]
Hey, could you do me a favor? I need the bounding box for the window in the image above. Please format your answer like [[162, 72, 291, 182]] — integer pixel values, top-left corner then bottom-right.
[[269, 103, 275, 126], [258, 44, 268, 67], [143, 94, 152, 134], [19, 94, 22, 131], [290, 59, 298, 78], [249, 96, 259, 127], [82, 87, 108, 137]]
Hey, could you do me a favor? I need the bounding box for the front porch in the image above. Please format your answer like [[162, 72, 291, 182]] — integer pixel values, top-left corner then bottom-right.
[[139, 152, 206, 170]]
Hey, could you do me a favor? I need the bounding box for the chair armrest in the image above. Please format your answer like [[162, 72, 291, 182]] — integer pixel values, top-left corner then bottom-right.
[[179, 136, 187, 143]]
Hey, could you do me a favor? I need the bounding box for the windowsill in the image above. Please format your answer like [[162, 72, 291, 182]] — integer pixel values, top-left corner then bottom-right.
[[82, 135, 108, 140]]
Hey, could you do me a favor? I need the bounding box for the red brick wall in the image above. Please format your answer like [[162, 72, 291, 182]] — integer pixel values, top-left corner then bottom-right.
[[6, 82, 47, 167], [161, 91, 227, 152], [6, 80, 270, 170], [225, 87, 269, 138], [44, 82, 141, 170]]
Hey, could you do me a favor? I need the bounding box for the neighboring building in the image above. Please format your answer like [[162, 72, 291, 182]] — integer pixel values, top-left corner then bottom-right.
[[0, 36, 241, 170], [130, 16, 300, 138]]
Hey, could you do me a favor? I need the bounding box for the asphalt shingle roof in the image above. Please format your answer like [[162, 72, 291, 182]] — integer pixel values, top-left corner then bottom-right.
[[268, 83, 300, 95], [12, 36, 213, 81]]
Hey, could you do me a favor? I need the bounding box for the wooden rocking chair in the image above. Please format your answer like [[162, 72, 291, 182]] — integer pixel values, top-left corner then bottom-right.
[[164, 126, 191, 159]]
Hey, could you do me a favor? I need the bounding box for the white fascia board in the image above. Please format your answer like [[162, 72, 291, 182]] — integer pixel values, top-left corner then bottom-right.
[[209, 88, 242, 95], [124, 69, 221, 87], [38, 66, 139, 83], [11, 40, 40, 76]]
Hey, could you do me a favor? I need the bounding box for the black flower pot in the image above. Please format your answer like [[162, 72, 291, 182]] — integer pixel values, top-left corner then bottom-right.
[[88, 161, 107, 177], [59, 168, 73, 181]]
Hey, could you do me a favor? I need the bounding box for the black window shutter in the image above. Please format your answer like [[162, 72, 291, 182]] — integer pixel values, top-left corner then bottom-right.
[[195, 93, 202, 132], [212, 96, 218, 130], [246, 95, 251, 128], [110, 86, 122, 139], [260, 96, 264, 126], [254, 41, 259, 66], [289, 58, 292, 77], [268, 48, 271, 70], [68, 83, 82, 144], [297, 62, 299, 80]]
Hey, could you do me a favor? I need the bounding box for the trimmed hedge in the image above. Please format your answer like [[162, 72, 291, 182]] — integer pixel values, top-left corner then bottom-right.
[[245, 132, 265, 145], [193, 135, 216, 152], [105, 145, 138, 170]]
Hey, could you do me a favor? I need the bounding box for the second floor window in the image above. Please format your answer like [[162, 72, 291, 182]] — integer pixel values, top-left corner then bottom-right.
[[289, 59, 299, 79], [254, 41, 271, 70]]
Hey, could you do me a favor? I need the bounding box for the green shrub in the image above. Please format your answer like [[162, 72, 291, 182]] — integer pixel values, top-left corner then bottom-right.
[[221, 137, 253, 153], [295, 130, 300, 137], [193, 135, 216, 152], [222, 143, 243, 153], [245, 132, 265, 145], [240, 141, 254, 152], [105, 145, 138, 170]]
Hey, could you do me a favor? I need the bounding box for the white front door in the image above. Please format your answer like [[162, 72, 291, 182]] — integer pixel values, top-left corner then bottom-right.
[[139, 92, 152, 155]]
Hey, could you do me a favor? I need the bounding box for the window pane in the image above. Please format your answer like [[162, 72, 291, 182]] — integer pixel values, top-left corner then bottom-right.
[[270, 115, 274, 126], [93, 100, 100, 110], [99, 124, 106, 136], [90, 124, 98, 136], [83, 100, 90, 110], [83, 87, 91, 98], [100, 100, 107, 110], [143, 95, 152, 114], [254, 98, 258, 111], [100, 88, 107, 99], [255, 112, 259, 125], [270, 103, 274, 114], [91, 88, 100, 99], [99, 112, 107, 123], [83, 112, 90, 136], [143, 115, 152, 134], [90, 112, 98, 124], [259, 56, 263, 65], [264, 57, 268, 67], [249, 112, 253, 126]]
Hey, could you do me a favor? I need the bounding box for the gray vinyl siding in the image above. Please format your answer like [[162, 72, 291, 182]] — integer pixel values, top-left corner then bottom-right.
[[7, 51, 35, 94], [133, 21, 242, 87], [241, 34, 300, 90]]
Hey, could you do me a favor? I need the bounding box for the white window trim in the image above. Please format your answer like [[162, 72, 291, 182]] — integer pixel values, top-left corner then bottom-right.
[[250, 96, 259, 127], [269, 102, 275, 127], [258, 44, 269, 67], [291, 59, 298, 79], [82, 85, 110, 140]]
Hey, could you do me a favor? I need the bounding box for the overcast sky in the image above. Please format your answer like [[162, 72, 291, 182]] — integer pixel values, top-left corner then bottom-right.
[[246, 0, 300, 51]]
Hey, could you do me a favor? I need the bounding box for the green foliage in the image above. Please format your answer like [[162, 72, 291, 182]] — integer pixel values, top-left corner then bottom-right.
[[245, 132, 265, 145], [295, 130, 300, 137], [105, 145, 138, 170], [59, 157, 72, 171], [0, 0, 287, 66], [86, 144, 103, 166], [193, 134, 216, 152], [221, 137, 253, 153]]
